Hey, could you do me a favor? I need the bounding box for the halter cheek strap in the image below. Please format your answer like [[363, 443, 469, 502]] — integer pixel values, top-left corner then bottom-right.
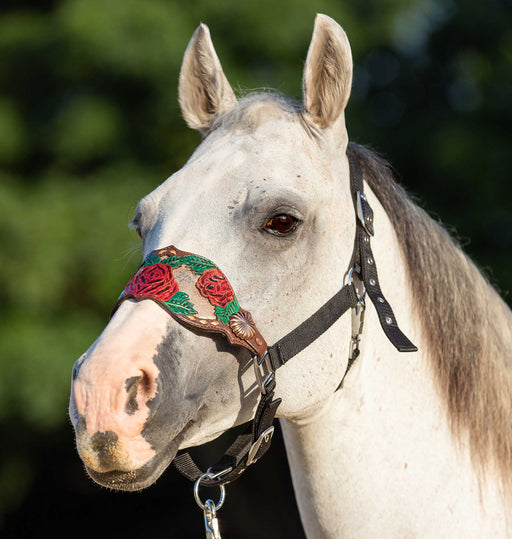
[[113, 150, 417, 486]]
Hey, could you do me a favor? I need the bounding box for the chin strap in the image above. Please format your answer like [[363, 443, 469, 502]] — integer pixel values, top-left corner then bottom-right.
[[172, 150, 417, 487], [173, 375, 280, 486]]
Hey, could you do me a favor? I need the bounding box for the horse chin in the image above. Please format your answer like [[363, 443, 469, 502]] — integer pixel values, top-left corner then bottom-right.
[[85, 441, 178, 492]]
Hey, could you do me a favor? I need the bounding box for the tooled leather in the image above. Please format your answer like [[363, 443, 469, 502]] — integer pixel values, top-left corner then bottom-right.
[[113, 245, 267, 358]]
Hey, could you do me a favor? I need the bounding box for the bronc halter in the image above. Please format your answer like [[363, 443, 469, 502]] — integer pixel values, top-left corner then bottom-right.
[[113, 150, 417, 537]]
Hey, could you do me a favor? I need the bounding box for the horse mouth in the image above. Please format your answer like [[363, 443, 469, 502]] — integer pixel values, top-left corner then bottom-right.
[[84, 440, 179, 491]]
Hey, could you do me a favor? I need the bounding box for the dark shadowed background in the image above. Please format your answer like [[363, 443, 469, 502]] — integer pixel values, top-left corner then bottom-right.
[[0, 0, 511, 537]]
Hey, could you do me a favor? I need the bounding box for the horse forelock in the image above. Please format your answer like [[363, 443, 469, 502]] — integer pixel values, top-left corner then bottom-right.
[[349, 142, 512, 497]]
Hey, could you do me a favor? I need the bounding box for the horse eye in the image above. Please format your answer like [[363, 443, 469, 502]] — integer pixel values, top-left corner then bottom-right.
[[130, 217, 143, 239], [265, 214, 298, 235]]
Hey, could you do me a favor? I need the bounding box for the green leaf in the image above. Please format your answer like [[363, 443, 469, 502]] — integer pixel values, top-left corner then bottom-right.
[[214, 306, 230, 324], [142, 254, 159, 267], [214, 297, 240, 324], [182, 255, 217, 274], [225, 297, 240, 317], [165, 291, 197, 315]]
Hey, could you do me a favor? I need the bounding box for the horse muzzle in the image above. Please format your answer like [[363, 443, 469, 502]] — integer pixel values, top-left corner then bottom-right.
[[70, 246, 268, 489]]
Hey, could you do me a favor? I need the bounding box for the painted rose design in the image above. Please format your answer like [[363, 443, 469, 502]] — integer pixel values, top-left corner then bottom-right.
[[124, 263, 179, 302], [196, 268, 235, 308]]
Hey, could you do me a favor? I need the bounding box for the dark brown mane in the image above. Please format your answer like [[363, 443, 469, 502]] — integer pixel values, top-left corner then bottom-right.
[[348, 142, 512, 495]]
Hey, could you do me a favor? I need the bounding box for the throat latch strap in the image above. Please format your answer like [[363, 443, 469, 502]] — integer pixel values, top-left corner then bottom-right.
[[348, 151, 417, 353]]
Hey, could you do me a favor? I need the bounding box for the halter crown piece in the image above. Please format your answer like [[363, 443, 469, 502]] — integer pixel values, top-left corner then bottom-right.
[[113, 151, 417, 494]]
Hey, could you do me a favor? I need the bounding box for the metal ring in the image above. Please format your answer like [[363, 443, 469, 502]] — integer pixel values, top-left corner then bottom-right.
[[206, 466, 232, 480], [193, 473, 226, 511]]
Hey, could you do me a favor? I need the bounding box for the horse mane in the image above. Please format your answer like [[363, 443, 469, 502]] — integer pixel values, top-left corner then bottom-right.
[[348, 142, 512, 496]]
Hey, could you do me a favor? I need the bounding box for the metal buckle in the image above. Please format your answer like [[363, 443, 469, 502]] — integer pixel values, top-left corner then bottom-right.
[[252, 350, 274, 395], [350, 298, 366, 361], [344, 268, 366, 303], [246, 426, 275, 466], [344, 267, 366, 361], [343, 268, 366, 302], [356, 191, 374, 236]]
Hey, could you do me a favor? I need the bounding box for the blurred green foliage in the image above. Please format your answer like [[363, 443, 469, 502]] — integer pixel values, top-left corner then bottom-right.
[[0, 0, 511, 525]]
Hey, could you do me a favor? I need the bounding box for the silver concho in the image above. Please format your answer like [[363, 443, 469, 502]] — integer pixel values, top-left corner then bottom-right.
[[229, 310, 256, 340]]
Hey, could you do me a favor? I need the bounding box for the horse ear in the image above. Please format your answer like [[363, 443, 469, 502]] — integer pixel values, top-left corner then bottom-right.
[[179, 24, 237, 135], [303, 14, 353, 130]]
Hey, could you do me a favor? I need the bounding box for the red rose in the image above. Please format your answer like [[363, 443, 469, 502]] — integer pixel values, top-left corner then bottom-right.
[[196, 268, 235, 308], [124, 263, 178, 302]]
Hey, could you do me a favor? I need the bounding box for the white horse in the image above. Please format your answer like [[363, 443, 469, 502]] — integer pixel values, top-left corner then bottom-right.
[[69, 15, 512, 537]]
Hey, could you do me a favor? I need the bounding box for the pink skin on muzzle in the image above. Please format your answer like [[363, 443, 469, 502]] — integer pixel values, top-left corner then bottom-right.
[[70, 300, 170, 473]]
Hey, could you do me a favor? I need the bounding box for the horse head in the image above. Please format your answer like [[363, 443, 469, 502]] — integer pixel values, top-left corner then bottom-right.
[[69, 14, 356, 491]]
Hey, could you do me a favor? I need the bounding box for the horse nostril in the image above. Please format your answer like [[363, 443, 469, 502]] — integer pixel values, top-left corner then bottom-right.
[[72, 354, 87, 380], [124, 370, 158, 415], [124, 369, 159, 416], [125, 376, 141, 415]]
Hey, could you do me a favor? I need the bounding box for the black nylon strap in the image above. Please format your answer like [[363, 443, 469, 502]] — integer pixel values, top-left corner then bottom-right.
[[172, 435, 252, 483], [347, 151, 417, 353], [267, 284, 359, 370], [172, 378, 281, 486], [357, 228, 417, 352]]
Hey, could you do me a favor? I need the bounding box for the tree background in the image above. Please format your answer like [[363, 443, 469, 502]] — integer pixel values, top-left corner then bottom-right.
[[0, 0, 510, 537]]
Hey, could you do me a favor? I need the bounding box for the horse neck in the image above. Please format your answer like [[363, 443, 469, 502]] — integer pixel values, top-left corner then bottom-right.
[[279, 185, 510, 538]]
